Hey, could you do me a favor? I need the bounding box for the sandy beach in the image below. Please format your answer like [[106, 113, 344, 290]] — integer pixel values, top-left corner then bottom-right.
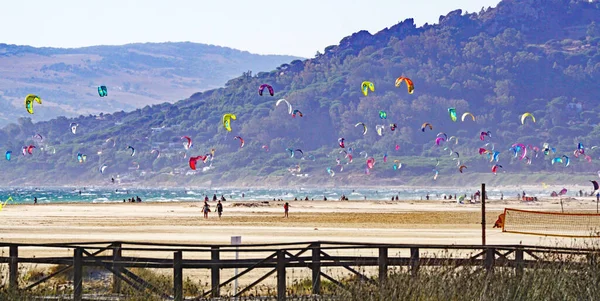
[[1, 198, 598, 247]]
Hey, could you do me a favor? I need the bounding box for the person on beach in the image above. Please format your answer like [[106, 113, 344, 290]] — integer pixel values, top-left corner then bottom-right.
[[283, 202, 289, 218], [34, 197, 37, 205], [213, 194, 217, 202], [136, 196, 142, 202], [217, 200, 223, 219], [204, 195, 209, 202], [202, 201, 211, 219]]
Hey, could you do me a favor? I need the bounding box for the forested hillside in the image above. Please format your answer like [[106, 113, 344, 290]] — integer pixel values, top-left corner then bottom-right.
[[1, 0, 600, 188]]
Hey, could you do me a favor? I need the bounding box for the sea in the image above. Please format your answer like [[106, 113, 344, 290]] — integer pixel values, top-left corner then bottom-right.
[[0, 186, 555, 205]]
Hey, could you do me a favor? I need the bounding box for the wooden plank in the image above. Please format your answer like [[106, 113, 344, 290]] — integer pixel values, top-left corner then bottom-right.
[[410, 247, 420, 277], [173, 251, 183, 301], [485, 248, 495, 272], [9, 245, 18, 292], [234, 268, 276, 298], [82, 250, 170, 299], [515, 248, 524, 277], [311, 243, 321, 295], [211, 246, 220, 298], [378, 246, 388, 300], [111, 242, 122, 294], [25, 245, 114, 291], [73, 248, 83, 301], [277, 250, 286, 301], [319, 251, 375, 284]]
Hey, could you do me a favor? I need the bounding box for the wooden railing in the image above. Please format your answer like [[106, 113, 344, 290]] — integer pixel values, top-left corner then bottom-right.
[[0, 241, 597, 301]]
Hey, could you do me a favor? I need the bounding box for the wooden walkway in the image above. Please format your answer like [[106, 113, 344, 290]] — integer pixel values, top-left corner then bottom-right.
[[1, 241, 597, 300]]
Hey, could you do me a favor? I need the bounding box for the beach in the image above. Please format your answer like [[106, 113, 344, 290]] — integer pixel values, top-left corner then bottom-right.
[[2, 198, 599, 290], [1, 198, 597, 247]]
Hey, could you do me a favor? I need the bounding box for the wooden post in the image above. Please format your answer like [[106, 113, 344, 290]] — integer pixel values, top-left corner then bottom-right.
[[9, 245, 18, 292], [277, 250, 286, 301], [173, 251, 183, 301], [481, 183, 486, 246], [377, 247, 388, 300], [410, 247, 420, 277], [210, 246, 220, 298], [515, 248, 524, 277], [111, 242, 122, 294], [73, 248, 83, 301], [311, 243, 321, 295], [484, 248, 495, 273]]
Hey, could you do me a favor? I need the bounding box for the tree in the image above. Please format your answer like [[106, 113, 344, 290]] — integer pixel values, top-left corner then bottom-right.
[[587, 21, 600, 38]]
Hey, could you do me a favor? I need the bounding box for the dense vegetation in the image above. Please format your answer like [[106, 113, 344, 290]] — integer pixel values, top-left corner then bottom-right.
[[0, 42, 300, 125], [1, 0, 600, 187]]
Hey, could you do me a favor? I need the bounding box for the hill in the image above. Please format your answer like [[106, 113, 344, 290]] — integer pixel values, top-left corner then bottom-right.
[[1, 0, 600, 188], [0, 42, 301, 125]]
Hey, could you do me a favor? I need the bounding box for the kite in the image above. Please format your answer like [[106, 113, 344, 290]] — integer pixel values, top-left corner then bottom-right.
[[259, 84, 274, 96], [461, 112, 475, 122], [276, 99, 293, 114], [520, 112, 535, 124], [25, 94, 42, 114], [234, 136, 245, 148], [98, 86, 108, 97], [223, 114, 237, 132], [448, 108, 457, 122], [394, 77, 414, 94], [361, 81, 375, 96]]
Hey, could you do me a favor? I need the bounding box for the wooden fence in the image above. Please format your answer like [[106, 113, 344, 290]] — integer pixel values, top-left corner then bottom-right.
[[0, 241, 598, 300]]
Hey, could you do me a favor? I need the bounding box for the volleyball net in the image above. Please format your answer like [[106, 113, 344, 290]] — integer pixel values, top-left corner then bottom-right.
[[502, 208, 600, 237]]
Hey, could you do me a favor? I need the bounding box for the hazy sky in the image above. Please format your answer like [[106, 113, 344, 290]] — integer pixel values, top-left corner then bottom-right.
[[0, 0, 501, 57]]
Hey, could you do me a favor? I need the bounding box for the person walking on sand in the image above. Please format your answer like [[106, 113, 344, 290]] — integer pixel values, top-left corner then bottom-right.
[[34, 197, 37, 205], [202, 201, 211, 219], [284, 202, 290, 218], [217, 200, 223, 219]]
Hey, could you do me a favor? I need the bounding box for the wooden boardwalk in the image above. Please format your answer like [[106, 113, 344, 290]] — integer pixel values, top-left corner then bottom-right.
[[1, 241, 597, 300]]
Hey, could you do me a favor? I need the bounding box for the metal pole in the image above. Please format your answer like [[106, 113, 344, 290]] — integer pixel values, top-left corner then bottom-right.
[[481, 183, 486, 246]]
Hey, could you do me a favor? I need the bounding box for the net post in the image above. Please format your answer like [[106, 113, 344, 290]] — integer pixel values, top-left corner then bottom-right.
[[560, 198, 564, 213], [481, 183, 486, 246]]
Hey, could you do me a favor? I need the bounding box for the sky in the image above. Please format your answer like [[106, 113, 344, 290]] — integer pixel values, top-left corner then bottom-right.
[[0, 0, 502, 58]]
